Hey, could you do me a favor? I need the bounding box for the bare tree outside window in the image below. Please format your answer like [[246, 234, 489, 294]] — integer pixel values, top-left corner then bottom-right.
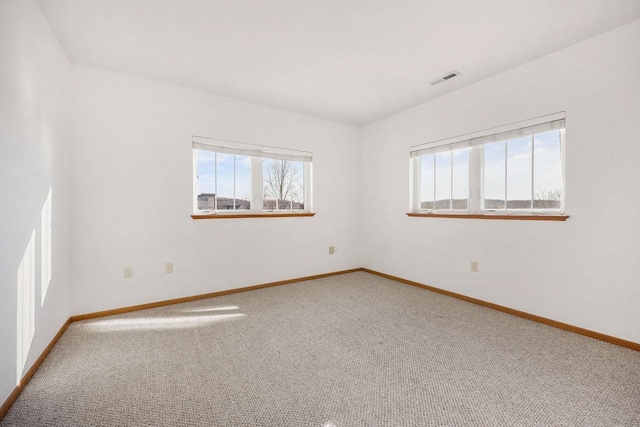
[[263, 159, 304, 210], [534, 189, 562, 209]]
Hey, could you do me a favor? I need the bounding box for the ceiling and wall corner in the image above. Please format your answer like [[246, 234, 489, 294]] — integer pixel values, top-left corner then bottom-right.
[[36, 0, 640, 126]]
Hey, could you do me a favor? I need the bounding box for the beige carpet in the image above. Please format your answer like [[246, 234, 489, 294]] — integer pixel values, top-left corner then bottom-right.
[[2, 271, 639, 426]]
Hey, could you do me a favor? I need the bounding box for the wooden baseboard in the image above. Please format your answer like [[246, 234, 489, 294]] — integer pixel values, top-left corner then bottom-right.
[[0, 317, 71, 420], [70, 268, 364, 322], [362, 268, 640, 352]]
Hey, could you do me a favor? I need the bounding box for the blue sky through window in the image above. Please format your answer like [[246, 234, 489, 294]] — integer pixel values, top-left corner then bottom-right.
[[196, 151, 251, 203]]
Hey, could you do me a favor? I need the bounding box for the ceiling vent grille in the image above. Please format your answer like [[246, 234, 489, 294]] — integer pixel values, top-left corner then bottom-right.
[[430, 71, 461, 86]]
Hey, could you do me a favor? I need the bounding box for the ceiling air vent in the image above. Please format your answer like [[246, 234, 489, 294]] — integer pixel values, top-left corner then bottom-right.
[[430, 71, 461, 86]]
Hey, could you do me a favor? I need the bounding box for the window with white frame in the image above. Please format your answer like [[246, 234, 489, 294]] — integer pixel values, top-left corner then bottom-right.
[[411, 114, 565, 215], [193, 137, 312, 214]]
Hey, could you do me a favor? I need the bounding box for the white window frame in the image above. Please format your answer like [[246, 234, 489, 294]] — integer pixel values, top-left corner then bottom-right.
[[410, 113, 566, 216], [192, 136, 312, 215]]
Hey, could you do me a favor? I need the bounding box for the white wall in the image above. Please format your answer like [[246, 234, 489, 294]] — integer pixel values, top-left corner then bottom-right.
[[70, 65, 362, 314], [0, 0, 72, 405], [361, 20, 640, 344]]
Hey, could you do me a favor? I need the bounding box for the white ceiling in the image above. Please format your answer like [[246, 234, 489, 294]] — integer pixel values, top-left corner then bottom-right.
[[37, 0, 640, 126]]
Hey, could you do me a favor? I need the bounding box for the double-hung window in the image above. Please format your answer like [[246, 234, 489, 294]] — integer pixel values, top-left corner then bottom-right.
[[411, 113, 565, 216], [193, 137, 312, 215]]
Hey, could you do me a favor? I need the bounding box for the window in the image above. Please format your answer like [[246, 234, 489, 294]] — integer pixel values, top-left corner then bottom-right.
[[411, 114, 565, 215], [419, 148, 469, 210], [193, 137, 312, 214]]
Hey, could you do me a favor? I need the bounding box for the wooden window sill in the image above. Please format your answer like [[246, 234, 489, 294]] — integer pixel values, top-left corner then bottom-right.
[[406, 213, 569, 221], [192, 212, 316, 220]]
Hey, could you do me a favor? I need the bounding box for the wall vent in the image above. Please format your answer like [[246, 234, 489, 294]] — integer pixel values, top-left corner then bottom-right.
[[430, 71, 461, 86]]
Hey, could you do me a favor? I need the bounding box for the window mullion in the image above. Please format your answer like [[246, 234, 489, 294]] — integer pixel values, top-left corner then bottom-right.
[[193, 150, 198, 212], [251, 157, 263, 213], [233, 155, 237, 210], [214, 153, 218, 211], [469, 146, 481, 213], [412, 157, 420, 212], [560, 129, 566, 214], [432, 155, 436, 210], [449, 150, 453, 210], [504, 142, 508, 211], [304, 162, 311, 212], [531, 134, 535, 210]]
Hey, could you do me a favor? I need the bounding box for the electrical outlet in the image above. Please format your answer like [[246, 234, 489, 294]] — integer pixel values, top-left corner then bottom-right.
[[165, 262, 174, 273], [470, 261, 479, 272], [329, 246, 335, 255], [124, 267, 133, 278]]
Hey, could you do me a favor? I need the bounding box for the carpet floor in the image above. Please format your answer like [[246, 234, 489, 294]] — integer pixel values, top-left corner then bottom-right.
[[1, 271, 639, 426]]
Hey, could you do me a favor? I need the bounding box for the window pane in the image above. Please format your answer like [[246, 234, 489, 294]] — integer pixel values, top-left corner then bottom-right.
[[216, 153, 235, 210], [533, 130, 563, 209], [291, 161, 304, 210], [235, 155, 251, 210], [196, 150, 216, 210], [506, 136, 532, 209], [452, 148, 468, 209], [262, 159, 276, 210], [263, 159, 303, 210], [420, 154, 434, 210], [483, 141, 506, 209], [435, 152, 451, 210]]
